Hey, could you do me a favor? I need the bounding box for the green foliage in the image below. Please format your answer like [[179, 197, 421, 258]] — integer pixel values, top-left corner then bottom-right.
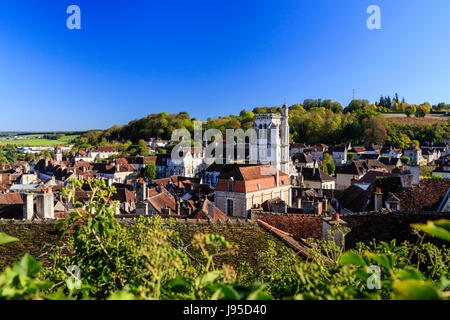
[[0, 179, 448, 300], [401, 156, 411, 165], [137, 162, 157, 181]]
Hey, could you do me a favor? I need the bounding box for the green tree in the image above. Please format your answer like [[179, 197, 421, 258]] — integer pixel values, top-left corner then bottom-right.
[[347, 153, 355, 161], [401, 156, 411, 164], [139, 162, 157, 180]]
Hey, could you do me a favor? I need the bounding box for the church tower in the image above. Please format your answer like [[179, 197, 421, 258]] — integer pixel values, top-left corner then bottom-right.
[[251, 103, 290, 174]]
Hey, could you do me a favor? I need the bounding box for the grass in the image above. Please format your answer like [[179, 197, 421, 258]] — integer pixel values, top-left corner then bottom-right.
[[0, 134, 79, 147]]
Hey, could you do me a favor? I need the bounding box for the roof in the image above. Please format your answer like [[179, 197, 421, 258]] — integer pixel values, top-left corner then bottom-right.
[[194, 199, 228, 221], [0, 193, 23, 205], [405, 145, 422, 151], [358, 171, 400, 184], [292, 152, 314, 164], [334, 184, 374, 213], [112, 188, 136, 203], [350, 146, 366, 153], [393, 179, 450, 211], [300, 167, 334, 182], [378, 157, 402, 166], [335, 160, 387, 176], [93, 146, 116, 153], [216, 164, 290, 193], [126, 156, 157, 165], [147, 189, 177, 213]]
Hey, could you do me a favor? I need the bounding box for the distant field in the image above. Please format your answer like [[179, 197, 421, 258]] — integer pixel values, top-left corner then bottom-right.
[[382, 113, 448, 125], [0, 134, 79, 147]]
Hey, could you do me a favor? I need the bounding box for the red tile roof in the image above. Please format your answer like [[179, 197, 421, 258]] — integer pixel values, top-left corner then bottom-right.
[[0, 192, 23, 205], [216, 164, 290, 193]]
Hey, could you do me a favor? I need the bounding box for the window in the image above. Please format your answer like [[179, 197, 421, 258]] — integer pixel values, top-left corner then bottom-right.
[[228, 181, 234, 192], [257, 183, 261, 190], [226, 199, 234, 216]]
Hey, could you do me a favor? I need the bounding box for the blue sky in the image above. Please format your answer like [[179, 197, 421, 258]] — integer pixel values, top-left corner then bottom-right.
[[0, 0, 449, 131]]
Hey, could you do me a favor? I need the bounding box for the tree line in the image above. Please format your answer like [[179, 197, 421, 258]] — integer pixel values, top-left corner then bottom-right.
[[71, 98, 450, 153]]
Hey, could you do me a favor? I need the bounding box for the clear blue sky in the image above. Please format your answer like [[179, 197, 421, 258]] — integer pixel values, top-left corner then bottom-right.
[[0, 0, 449, 131]]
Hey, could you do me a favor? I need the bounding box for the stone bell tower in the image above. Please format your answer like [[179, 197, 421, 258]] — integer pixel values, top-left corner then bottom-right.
[[251, 103, 290, 174]]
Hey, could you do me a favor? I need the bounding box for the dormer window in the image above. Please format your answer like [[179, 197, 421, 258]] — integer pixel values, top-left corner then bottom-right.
[[228, 180, 234, 192], [257, 183, 261, 190]]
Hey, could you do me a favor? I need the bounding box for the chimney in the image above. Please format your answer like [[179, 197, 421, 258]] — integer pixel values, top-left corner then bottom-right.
[[315, 200, 323, 215], [22, 193, 34, 220], [136, 179, 147, 202], [176, 196, 181, 216], [36, 189, 54, 219], [323, 198, 328, 213], [322, 215, 348, 253], [276, 170, 279, 187], [332, 212, 339, 222], [374, 187, 383, 212], [297, 197, 302, 209]]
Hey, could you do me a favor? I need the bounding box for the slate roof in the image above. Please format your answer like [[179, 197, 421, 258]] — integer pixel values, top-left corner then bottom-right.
[[292, 152, 314, 164], [300, 167, 334, 182], [335, 160, 387, 176]]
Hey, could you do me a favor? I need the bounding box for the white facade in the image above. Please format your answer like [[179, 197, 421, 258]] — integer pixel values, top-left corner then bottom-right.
[[251, 105, 290, 174]]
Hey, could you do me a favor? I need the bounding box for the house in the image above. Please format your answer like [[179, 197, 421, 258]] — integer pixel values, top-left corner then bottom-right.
[[290, 143, 309, 156], [335, 160, 387, 190], [380, 147, 402, 159], [215, 164, 291, 218], [0, 192, 24, 219], [348, 146, 366, 160], [403, 145, 422, 165], [422, 150, 437, 164], [298, 167, 335, 190], [378, 156, 402, 169], [74, 150, 96, 162], [331, 145, 348, 165], [193, 199, 228, 221], [359, 153, 380, 160], [111, 188, 136, 214], [421, 142, 449, 157], [126, 156, 157, 170], [90, 146, 119, 160], [310, 144, 328, 161], [147, 138, 172, 152], [292, 152, 316, 169], [433, 160, 450, 178], [96, 160, 136, 184]]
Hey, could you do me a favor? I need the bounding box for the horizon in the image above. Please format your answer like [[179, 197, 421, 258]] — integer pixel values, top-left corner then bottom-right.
[[1, 0, 450, 131]]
